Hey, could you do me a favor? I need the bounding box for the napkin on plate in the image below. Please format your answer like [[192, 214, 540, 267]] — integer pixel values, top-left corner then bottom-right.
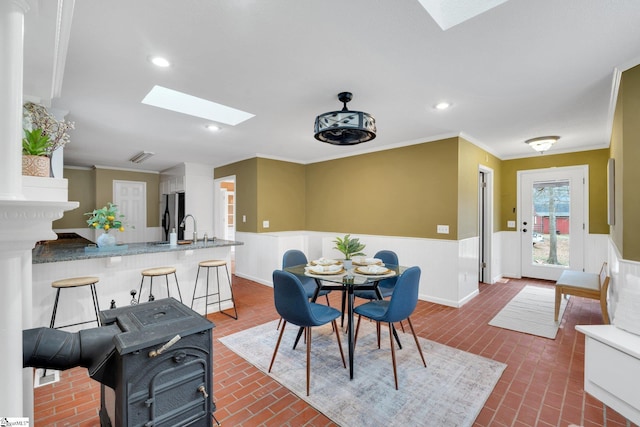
[[366, 264, 387, 274], [309, 264, 342, 273]]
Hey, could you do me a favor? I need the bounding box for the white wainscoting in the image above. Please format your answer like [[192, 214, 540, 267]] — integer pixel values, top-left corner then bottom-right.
[[608, 238, 640, 321], [499, 231, 609, 279], [235, 231, 481, 307]]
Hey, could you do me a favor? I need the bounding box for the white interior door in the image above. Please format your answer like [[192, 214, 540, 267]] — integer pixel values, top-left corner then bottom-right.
[[113, 180, 146, 243], [519, 166, 587, 280]]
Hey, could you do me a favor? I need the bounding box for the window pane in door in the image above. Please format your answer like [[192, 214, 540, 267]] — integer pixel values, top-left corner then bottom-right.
[[531, 180, 570, 266]]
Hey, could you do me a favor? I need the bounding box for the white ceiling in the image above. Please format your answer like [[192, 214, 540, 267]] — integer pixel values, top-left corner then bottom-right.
[[22, 0, 640, 172]]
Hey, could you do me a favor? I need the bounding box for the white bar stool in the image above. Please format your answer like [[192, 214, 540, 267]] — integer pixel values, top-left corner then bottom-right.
[[191, 260, 238, 319], [50, 276, 102, 329], [138, 266, 183, 303]]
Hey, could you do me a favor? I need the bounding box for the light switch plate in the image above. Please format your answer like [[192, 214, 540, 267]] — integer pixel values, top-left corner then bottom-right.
[[437, 224, 449, 234], [507, 220, 516, 228], [263, 220, 269, 228]]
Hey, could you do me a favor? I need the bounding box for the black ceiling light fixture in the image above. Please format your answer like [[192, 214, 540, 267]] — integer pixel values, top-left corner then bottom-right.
[[314, 92, 376, 145]]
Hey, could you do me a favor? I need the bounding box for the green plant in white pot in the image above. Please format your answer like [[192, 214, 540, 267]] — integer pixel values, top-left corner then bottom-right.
[[333, 234, 366, 269]]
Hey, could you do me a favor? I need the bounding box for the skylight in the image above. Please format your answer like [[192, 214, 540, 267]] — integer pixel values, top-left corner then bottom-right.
[[417, 0, 511, 30], [141, 85, 255, 126]]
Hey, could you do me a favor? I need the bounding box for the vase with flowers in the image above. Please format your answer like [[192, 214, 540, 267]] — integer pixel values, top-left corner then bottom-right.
[[85, 202, 127, 248]]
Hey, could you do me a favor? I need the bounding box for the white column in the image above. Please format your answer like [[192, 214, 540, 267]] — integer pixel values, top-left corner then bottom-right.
[[0, 200, 78, 418], [0, 0, 29, 200]]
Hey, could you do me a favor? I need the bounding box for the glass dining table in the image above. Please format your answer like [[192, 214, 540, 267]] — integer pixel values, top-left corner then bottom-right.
[[284, 262, 407, 380]]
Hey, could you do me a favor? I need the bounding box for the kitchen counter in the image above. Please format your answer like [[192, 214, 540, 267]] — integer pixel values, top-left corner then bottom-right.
[[31, 234, 244, 327], [33, 234, 243, 264]]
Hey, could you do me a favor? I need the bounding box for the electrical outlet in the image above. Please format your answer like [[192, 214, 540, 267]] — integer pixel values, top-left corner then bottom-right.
[[507, 220, 516, 228], [263, 220, 269, 228], [242, 215, 246, 223], [437, 224, 449, 234]]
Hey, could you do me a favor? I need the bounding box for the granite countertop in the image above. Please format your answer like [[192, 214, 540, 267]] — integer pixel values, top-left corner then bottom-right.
[[33, 233, 243, 264]]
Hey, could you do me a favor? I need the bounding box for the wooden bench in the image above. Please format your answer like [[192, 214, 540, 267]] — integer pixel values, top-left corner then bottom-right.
[[555, 262, 610, 324]]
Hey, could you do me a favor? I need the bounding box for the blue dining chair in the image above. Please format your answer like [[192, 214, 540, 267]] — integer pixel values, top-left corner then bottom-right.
[[353, 266, 426, 390], [282, 249, 331, 304], [353, 250, 399, 300], [269, 270, 346, 395], [278, 249, 333, 330]]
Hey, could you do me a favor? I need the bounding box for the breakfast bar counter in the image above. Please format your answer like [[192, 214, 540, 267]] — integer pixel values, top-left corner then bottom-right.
[[31, 236, 243, 330]]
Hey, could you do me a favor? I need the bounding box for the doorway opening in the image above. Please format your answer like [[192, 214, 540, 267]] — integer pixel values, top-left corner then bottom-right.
[[478, 166, 494, 284], [214, 176, 236, 272]]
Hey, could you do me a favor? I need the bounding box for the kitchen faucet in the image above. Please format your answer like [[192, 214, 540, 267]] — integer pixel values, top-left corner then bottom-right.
[[180, 214, 198, 243]]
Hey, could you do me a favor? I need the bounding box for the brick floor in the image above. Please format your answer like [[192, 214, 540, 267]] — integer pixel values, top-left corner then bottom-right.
[[33, 276, 636, 427]]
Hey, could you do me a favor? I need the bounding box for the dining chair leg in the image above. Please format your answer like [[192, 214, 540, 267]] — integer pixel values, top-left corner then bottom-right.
[[269, 321, 287, 373], [306, 326, 311, 396], [332, 319, 347, 368], [376, 322, 381, 348], [354, 315, 362, 349], [406, 317, 427, 367], [388, 322, 399, 390]]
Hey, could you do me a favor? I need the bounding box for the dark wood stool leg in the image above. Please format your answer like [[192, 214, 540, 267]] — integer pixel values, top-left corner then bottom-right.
[[49, 288, 62, 329]]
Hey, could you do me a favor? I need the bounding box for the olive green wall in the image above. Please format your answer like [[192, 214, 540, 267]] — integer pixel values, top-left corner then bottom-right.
[[93, 168, 159, 227], [458, 138, 502, 239], [215, 158, 258, 233], [610, 74, 624, 250], [306, 138, 460, 239], [214, 137, 503, 240], [615, 64, 640, 261], [500, 149, 610, 234], [55, 167, 159, 228], [53, 168, 95, 228], [256, 158, 306, 232]]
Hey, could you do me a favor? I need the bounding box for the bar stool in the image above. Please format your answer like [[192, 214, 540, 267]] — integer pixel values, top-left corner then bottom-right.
[[191, 260, 238, 319], [138, 266, 183, 303], [50, 276, 101, 329]]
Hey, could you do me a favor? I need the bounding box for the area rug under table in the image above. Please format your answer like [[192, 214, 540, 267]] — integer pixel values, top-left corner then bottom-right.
[[218, 319, 506, 427], [489, 285, 569, 339]]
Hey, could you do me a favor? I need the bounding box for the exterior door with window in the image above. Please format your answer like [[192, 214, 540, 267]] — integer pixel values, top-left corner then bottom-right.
[[519, 166, 586, 280]]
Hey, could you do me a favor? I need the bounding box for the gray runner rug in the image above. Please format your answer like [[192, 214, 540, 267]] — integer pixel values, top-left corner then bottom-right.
[[489, 285, 568, 339], [219, 319, 506, 427]]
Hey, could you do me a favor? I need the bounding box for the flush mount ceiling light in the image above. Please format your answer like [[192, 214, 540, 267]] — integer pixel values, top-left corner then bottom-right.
[[525, 136, 560, 154], [434, 102, 451, 110], [206, 124, 220, 132], [129, 151, 155, 163], [314, 92, 376, 146]]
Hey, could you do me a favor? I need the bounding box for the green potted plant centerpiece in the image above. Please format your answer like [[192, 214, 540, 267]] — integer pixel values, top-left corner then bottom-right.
[[333, 234, 366, 269], [22, 128, 52, 177]]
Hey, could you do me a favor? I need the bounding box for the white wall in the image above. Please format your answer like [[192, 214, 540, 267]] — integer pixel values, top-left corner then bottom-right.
[[234, 231, 482, 307], [500, 231, 609, 278], [608, 238, 640, 321]]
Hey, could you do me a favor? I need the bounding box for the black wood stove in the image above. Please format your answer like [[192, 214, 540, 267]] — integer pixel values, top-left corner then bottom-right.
[[23, 298, 215, 427]]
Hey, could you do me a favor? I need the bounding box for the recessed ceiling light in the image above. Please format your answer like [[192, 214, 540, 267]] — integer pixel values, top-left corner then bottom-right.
[[206, 124, 221, 132], [435, 102, 451, 110], [141, 85, 255, 126], [150, 56, 171, 67]]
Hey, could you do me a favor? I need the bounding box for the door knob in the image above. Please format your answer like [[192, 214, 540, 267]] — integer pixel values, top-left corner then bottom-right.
[[522, 229, 527, 233]]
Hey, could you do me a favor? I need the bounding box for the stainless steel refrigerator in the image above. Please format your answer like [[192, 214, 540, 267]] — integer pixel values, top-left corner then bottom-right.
[[161, 192, 185, 241]]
